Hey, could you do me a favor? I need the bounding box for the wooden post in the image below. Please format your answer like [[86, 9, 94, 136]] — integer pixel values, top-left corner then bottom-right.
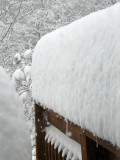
[[48, 142, 51, 160], [54, 148, 58, 160], [80, 132, 88, 160], [45, 140, 48, 160], [51, 144, 54, 160], [58, 151, 62, 160], [35, 103, 47, 160]]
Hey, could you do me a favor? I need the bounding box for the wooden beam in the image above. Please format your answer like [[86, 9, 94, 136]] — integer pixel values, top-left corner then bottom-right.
[[47, 109, 83, 144], [48, 142, 51, 160], [46, 106, 120, 158], [51, 144, 54, 160], [45, 140, 48, 160], [58, 151, 62, 160], [80, 133, 88, 160], [35, 103, 120, 159], [54, 148, 58, 160], [85, 131, 120, 158], [35, 103, 47, 160]]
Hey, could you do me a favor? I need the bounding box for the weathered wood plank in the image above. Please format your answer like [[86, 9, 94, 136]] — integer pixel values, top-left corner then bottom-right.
[[35, 103, 47, 160], [46, 105, 120, 158], [45, 140, 48, 160], [51, 144, 54, 160], [80, 133, 88, 160], [48, 142, 51, 160], [35, 103, 120, 160]]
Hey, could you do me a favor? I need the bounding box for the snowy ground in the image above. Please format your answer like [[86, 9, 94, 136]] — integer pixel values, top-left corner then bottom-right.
[[0, 67, 32, 160]]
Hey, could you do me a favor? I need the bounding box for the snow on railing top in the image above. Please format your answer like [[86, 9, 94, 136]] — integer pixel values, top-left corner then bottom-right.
[[32, 3, 120, 147], [45, 125, 82, 160]]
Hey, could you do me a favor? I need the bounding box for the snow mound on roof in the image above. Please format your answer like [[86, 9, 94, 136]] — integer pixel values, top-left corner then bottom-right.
[[32, 3, 120, 147], [0, 67, 32, 160]]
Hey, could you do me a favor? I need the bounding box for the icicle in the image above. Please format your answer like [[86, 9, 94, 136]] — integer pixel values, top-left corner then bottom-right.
[[66, 119, 68, 133], [45, 125, 82, 159], [78, 155, 81, 160], [62, 148, 68, 157], [54, 141, 60, 149], [47, 135, 52, 143], [51, 137, 56, 145], [66, 151, 72, 160], [96, 137, 98, 148], [96, 142, 98, 148], [71, 154, 78, 160], [45, 133, 50, 140], [58, 144, 64, 153]]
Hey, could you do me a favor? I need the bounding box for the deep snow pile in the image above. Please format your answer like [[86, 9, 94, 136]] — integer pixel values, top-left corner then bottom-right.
[[0, 67, 32, 160], [32, 3, 120, 147]]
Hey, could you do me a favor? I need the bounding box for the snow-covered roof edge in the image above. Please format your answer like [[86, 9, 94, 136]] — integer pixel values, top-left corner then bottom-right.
[[32, 3, 120, 147]]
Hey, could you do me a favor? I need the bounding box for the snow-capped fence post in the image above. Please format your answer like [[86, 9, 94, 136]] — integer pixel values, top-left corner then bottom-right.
[[35, 103, 47, 160]]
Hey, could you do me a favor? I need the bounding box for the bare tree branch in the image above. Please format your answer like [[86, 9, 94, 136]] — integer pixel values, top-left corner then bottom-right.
[[0, 1, 20, 20], [0, 0, 23, 43]]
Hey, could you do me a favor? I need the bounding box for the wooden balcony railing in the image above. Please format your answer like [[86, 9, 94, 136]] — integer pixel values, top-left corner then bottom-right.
[[35, 103, 120, 160]]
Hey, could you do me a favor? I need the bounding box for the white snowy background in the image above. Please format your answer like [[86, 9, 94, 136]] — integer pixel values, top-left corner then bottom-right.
[[0, 0, 120, 159], [0, 67, 32, 160]]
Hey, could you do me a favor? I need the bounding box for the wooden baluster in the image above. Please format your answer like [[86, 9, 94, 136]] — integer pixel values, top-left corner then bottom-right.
[[58, 151, 62, 160], [80, 132, 88, 160], [51, 144, 54, 160], [62, 156, 65, 160], [35, 104, 47, 160], [48, 142, 51, 160], [54, 149, 56, 160], [54, 148, 58, 160], [45, 140, 48, 160]]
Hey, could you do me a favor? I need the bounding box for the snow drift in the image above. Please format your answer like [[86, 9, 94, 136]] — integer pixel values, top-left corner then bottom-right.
[[0, 67, 32, 160], [32, 3, 120, 147]]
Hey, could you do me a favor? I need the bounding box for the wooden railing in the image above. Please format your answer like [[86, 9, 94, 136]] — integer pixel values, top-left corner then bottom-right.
[[45, 140, 66, 160], [35, 103, 120, 160]]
